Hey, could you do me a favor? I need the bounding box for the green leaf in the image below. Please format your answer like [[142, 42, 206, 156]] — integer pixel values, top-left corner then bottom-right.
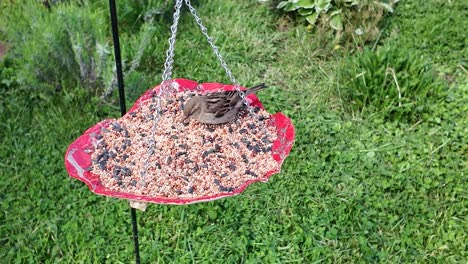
[[344, 0, 359, 6], [306, 12, 319, 25], [284, 2, 301, 12], [315, 0, 331, 12], [329, 12, 343, 31], [297, 0, 315, 8], [276, 1, 288, 9], [298, 8, 314, 16]]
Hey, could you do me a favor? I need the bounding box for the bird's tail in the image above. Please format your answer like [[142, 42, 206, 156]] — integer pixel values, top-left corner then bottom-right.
[[245, 83, 268, 95]]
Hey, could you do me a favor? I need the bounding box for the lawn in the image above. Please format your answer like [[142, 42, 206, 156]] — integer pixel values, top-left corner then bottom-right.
[[0, 0, 466, 263]]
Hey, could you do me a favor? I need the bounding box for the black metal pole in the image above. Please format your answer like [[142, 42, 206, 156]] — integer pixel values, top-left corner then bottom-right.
[[108, 1, 140, 264], [109, 0, 127, 116]]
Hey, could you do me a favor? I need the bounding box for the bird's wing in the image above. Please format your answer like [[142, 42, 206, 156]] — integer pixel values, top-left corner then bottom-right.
[[205, 91, 241, 118]]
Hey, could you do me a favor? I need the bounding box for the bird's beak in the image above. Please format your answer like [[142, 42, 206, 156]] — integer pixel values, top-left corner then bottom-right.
[[182, 114, 191, 124]]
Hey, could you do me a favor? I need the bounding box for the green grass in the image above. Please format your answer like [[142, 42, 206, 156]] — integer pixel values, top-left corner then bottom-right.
[[1, 0, 467, 263]]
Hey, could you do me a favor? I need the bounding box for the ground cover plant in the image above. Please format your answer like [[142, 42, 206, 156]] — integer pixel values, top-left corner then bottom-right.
[[1, 0, 466, 263]]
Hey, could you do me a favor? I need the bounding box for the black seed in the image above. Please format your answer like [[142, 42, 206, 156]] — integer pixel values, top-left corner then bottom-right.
[[155, 162, 161, 169], [99, 162, 106, 170], [199, 164, 208, 169], [112, 122, 123, 132], [149, 149, 155, 155], [206, 127, 215, 133], [219, 186, 234, 192], [97, 152, 109, 162], [228, 164, 237, 171], [130, 180, 137, 187], [242, 154, 249, 163], [253, 107, 261, 113], [192, 165, 199, 172], [258, 116, 266, 121], [167, 99, 174, 104], [101, 128, 110, 133], [130, 161, 136, 166], [176, 190, 183, 195], [240, 137, 249, 144], [97, 141, 108, 149], [96, 134, 103, 140], [122, 154, 129, 160], [263, 146, 272, 152], [245, 170, 258, 177], [217, 155, 226, 159], [251, 130, 257, 135], [176, 151, 187, 157], [225, 186, 235, 192], [215, 144, 221, 151], [179, 144, 188, 149], [171, 135, 179, 140], [182, 176, 189, 182], [221, 173, 228, 177], [188, 186, 194, 194], [239, 128, 247, 134], [247, 123, 256, 129], [261, 137, 271, 144], [232, 142, 240, 149], [140, 133, 147, 137], [184, 158, 193, 164], [121, 167, 132, 177], [228, 127, 234, 133], [166, 156, 173, 165], [124, 129, 129, 138], [129, 112, 137, 117], [171, 125, 176, 129], [109, 151, 117, 158], [253, 145, 262, 153], [203, 149, 216, 157], [213, 179, 221, 185]]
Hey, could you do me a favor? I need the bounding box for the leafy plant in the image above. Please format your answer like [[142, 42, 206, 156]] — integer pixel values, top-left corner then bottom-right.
[[338, 46, 446, 121], [0, 0, 166, 99], [276, 0, 398, 45]]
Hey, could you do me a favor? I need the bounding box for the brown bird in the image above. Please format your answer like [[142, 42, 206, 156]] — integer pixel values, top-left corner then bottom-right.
[[182, 83, 268, 125]]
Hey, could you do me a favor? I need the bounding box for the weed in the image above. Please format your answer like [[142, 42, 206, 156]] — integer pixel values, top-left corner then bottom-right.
[[337, 46, 446, 121]]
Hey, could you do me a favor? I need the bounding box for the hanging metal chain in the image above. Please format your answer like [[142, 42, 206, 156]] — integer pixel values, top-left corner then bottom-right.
[[161, 0, 184, 84], [183, 0, 254, 113], [141, 0, 183, 187], [183, 0, 237, 85]]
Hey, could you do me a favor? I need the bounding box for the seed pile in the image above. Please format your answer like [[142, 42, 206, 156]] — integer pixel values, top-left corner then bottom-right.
[[90, 91, 278, 198]]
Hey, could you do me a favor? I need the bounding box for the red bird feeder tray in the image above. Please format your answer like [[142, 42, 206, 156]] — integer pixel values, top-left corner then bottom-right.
[[64, 79, 294, 205]]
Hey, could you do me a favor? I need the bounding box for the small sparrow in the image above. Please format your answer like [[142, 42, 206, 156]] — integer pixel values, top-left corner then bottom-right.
[[183, 83, 268, 125]]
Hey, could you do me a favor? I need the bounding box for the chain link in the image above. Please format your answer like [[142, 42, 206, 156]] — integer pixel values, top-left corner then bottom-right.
[[161, 0, 183, 84], [141, 0, 183, 186], [183, 0, 254, 113]]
